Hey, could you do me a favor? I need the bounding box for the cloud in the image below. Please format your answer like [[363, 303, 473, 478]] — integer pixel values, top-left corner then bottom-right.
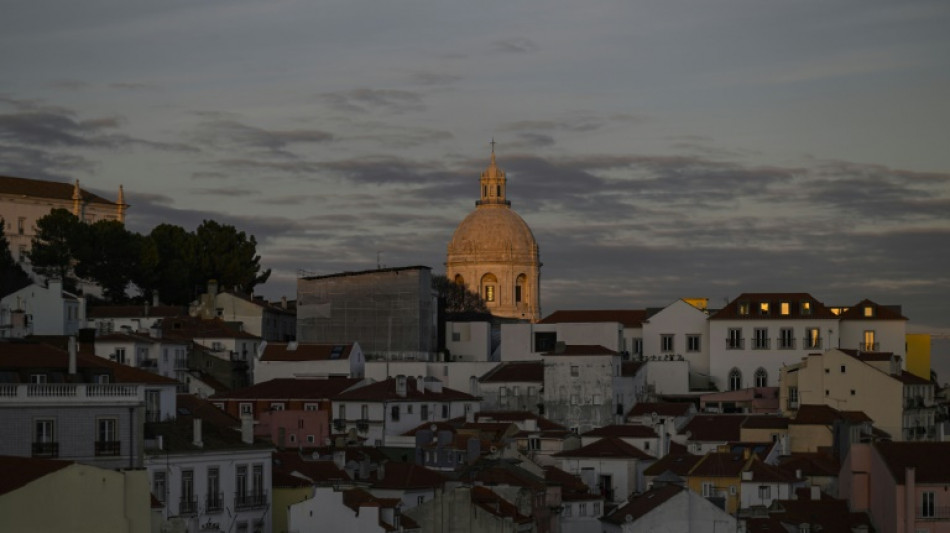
[[409, 71, 462, 86], [320, 88, 426, 114], [109, 82, 155, 91], [491, 38, 539, 54], [188, 187, 258, 197], [190, 117, 333, 156]]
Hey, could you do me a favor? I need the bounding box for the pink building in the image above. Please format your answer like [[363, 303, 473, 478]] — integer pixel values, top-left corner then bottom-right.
[[840, 441, 950, 533]]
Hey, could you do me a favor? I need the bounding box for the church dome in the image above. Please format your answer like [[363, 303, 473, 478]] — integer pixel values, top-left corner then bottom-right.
[[447, 205, 538, 262]]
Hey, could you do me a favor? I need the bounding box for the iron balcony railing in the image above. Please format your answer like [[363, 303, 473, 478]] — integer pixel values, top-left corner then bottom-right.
[[726, 338, 745, 350], [95, 440, 120, 456], [179, 497, 198, 515], [32, 442, 59, 457], [206, 492, 224, 513], [234, 491, 268, 510]]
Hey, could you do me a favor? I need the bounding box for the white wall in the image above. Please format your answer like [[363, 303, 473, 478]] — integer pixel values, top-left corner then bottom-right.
[[500, 322, 624, 361], [642, 300, 710, 379], [445, 321, 492, 361]]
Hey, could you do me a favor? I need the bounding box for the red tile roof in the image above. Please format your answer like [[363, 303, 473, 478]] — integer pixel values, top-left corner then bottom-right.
[[688, 452, 750, 477], [160, 317, 260, 341], [0, 176, 116, 204], [681, 415, 747, 442], [260, 343, 355, 362], [643, 451, 702, 476], [342, 488, 400, 511], [211, 377, 362, 400], [874, 442, 950, 484], [582, 424, 658, 439], [762, 494, 875, 532], [838, 299, 907, 321], [777, 452, 840, 478], [709, 293, 838, 320], [741, 415, 790, 430], [541, 344, 618, 356], [553, 436, 652, 459], [272, 451, 349, 485], [334, 377, 477, 402], [627, 402, 694, 418], [600, 484, 684, 525], [0, 341, 177, 385], [0, 455, 73, 496], [475, 411, 566, 431], [471, 486, 533, 524], [539, 309, 647, 328], [86, 305, 187, 319], [790, 405, 872, 425], [478, 361, 543, 383], [370, 462, 445, 490], [743, 458, 801, 483]]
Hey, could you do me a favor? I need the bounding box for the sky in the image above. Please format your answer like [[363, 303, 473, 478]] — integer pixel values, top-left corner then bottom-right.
[[2, 0, 949, 333]]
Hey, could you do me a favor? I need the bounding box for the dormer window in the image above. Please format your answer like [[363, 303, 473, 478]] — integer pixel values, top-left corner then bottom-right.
[[800, 301, 812, 316], [780, 302, 790, 316], [759, 302, 770, 315], [864, 305, 874, 317], [738, 301, 750, 315]]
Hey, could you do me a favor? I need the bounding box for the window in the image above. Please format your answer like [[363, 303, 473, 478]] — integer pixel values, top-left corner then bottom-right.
[[391, 405, 400, 421], [754, 368, 768, 387], [840, 365, 846, 373], [421, 404, 429, 421], [270, 402, 285, 411], [922, 491, 935, 518], [240, 403, 253, 415], [442, 405, 449, 418], [207, 467, 222, 512], [180, 470, 196, 514], [570, 394, 579, 405], [289, 434, 296, 444], [804, 328, 821, 349], [661, 334, 674, 352], [753, 328, 769, 349], [729, 368, 742, 391], [730, 485, 737, 495], [407, 404, 413, 415], [579, 503, 588, 516], [788, 387, 799, 408], [863, 330, 877, 351], [515, 285, 522, 303], [114, 348, 126, 364], [252, 520, 264, 533], [306, 435, 315, 444], [96, 374, 110, 384], [593, 502, 601, 516], [33, 419, 57, 457], [727, 328, 743, 349], [153, 471, 166, 502], [632, 338, 643, 355], [759, 302, 770, 315], [236, 465, 248, 502], [252, 464, 264, 499], [687, 335, 701, 352], [702, 482, 716, 497], [563, 504, 572, 518], [800, 301, 812, 315], [484, 285, 495, 302], [778, 328, 794, 349], [29, 374, 47, 384], [738, 301, 750, 315], [780, 302, 790, 316], [304, 403, 318, 411], [528, 437, 541, 451], [571, 365, 579, 377], [95, 417, 119, 456], [535, 332, 557, 352], [361, 404, 369, 419], [17, 217, 26, 234], [864, 305, 874, 318], [146, 390, 161, 422]]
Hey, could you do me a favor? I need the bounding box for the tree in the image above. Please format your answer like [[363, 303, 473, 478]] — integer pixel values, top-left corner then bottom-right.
[[137, 223, 199, 305], [0, 218, 32, 297], [193, 220, 271, 294], [432, 274, 489, 315], [27, 208, 83, 289], [73, 220, 142, 301]]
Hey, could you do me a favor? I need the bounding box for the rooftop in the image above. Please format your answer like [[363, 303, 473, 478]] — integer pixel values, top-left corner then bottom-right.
[[211, 377, 362, 400], [553, 436, 652, 460], [260, 343, 356, 362], [539, 309, 647, 328], [478, 361, 543, 383]]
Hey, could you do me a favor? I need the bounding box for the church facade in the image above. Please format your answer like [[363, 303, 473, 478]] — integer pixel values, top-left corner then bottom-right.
[[446, 149, 541, 322]]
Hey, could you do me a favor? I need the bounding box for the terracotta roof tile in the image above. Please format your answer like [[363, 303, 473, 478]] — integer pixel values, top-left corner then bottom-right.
[[541, 344, 618, 356], [86, 305, 187, 319], [471, 486, 533, 523], [643, 451, 702, 476], [0, 341, 177, 385], [777, 452, 839, 478], [475, 411, 566, 431], [0, 176, 115, 204], [837, 299, 907, 321], [743, 458, 801, 483], [741, 415, 790, 430], [709, 293, 837, 320], [688, 452, 749, 477], [539, 309, 647, 328], [582, 424, 657, 439], [159, 317, 260, 341], [0, 455, 73, 496], [874, 441, 950, 484], [260, 343, 355, 362], [370, 463, 445, 490], [765, 494, 875, 532], [791, 405, 872, 425], [600, 485, 684, 524], [478, 361, 543, 383], [211, 377, 362, 400], [272, 451, 349, 485], [334, 377, 477, 402], [553, 436, 652, 459]]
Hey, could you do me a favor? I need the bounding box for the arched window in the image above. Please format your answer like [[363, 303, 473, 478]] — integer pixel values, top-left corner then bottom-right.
[[496, 185, 501, 197], [754, 367, 768, 387], [480, 273, 497, 303], [453, 274, 465, 286], [729, 368, 742, 391], [515, 274, 527, 304]]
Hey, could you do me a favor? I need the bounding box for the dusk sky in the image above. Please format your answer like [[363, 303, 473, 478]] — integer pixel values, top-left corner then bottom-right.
[[2, 1, 949, 332]]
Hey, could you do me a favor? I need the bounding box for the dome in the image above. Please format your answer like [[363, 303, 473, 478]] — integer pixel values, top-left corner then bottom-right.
[[447, 205, 538, 262]]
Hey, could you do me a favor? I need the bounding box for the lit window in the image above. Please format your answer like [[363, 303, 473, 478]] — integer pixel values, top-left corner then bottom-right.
[[484, 285, 495, 302], [780, 302, 790, 315], [759, 302, 770, 315], [864, 306, 874, 318], [800, 301, 812, 315], [738, 301, 750, 315]]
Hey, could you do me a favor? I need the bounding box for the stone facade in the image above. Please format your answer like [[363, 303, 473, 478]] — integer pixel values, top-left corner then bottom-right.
[[446, 150, 540, 322]]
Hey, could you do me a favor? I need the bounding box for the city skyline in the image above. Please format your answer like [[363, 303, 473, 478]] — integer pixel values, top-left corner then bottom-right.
[[1, 0, 948, 331]]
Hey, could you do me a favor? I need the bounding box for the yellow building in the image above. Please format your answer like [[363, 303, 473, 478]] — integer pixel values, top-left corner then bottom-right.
[[0, 456, 151, 533], [446, 147, 541, 322], [906, 333, 931, 380], [685, 451, 751, 514]]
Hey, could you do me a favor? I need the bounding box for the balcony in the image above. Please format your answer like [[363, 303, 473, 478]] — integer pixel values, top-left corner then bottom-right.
[[234, 491, 268, 510], [32, 442, 59, 457], [803, 337, 823, 350], [174, 358, 189, 370], [726, 338, 745, 350], [95, 440, 121, 456], [356, 419, 370, 432], [0, 384, 142, 406], [332, 418, 346, 432], [777, 338, 796, 350], [139, 359, 158, 369], [917, 506, 950, 520], [179, 497, 198, 516], [859, 342, 880, 352], [206, 493, 224, 513], [752, 338, 771, 350]]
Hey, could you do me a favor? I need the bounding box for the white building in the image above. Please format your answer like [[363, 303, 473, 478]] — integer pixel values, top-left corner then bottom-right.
[[331, 376, 480, 447], [500, 318, 626, 361], [600, 484, 737, 533], [254, 342, 364, 382], [641, 298, 710, 390], [554, 436, 654, 506], [444, 320, 493, 361], [288, 486, 419, 532], [93, 332, 189, 385], [0, 280, 82, 337], [836, 299, 907, 355], [541, 345, 634, 433], [145, 395, 273, 533], [191, 282, 296, 342]]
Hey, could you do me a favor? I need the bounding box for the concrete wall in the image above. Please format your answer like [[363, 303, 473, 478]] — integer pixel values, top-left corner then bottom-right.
[[543, 354, 618, 433], [0, 464, 150, 533], [405, 486, 526, 533], [602, 489, 737, 533], [500, 322, 623, 361], [445, 321, 492, 361]]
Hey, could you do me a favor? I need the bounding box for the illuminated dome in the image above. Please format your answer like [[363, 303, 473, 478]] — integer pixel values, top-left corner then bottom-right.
[[446, 149, 541, 321]]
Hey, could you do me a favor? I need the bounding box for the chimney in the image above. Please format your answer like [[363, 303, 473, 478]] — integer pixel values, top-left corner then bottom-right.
[[810, 486, 820, 500], [396, 375, 407, 398], [333, 450, 346, 470], [68, 336, 77, 375], [281, 296, 287, 309], [417, 376, 425, 394], [193, 418, 204, 448], [241, 414, 254, 444], [153, 291, 160, 307], [795, 469, 802, 480]]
